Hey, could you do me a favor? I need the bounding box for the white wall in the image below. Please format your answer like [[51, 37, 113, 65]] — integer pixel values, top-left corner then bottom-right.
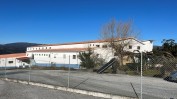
[[27, 51, 81, 65], [27, 43, 90, 51], [26, 39, 153, 65], [0, 58, 28, 68], [141, 41, 153, 52], [94, 48, 114, 62], [26, 42, 110, 51]]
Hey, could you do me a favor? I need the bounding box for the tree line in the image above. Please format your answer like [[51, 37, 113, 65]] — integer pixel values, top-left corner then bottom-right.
[[154, 39, 177, 57]]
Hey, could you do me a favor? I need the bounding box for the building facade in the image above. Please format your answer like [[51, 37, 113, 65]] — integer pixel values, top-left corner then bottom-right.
[[0, 38, 153, 68], [0, 53, 29, 68], [26, 38, 153, 68]]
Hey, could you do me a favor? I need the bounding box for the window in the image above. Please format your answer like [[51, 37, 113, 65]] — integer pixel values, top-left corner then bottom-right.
[[137, 46, 140, 50], [73, 55, 76, 59], [63, 54, 66, 59], [93, 44, 94, 46], [102, 45, 107, 48], [96, 45, 100, 47], [129, 45, 132, 49], [8, 61, 13, 64]]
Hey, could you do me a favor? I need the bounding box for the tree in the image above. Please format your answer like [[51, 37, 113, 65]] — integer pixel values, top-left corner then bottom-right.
[[162, 39, 177, 57], [78, 48, 96, 69], [101, 19, 139, 68]]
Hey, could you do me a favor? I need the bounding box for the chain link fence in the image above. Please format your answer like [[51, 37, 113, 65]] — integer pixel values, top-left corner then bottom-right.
[[0, 53, 177, 99]]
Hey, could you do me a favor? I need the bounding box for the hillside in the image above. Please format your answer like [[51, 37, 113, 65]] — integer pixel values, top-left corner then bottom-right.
[[0, 42, 41, 55]]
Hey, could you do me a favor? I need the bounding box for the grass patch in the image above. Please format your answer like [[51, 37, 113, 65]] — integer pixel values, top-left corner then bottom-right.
[[125, 69, 161, 77], [126, 71, 139, 75], [143, 69, 161, 77]]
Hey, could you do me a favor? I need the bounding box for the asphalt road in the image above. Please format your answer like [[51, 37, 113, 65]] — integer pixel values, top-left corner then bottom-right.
[[0, 70, 177, 99], [0, 79, 103, 99]]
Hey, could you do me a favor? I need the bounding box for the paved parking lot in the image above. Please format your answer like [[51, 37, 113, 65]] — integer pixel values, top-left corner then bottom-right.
[[0, 79, 103, 99], [0, 70, 177, 99]]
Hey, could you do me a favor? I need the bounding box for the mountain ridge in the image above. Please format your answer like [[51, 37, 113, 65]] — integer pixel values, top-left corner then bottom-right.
[[0, 42, 42, 55]]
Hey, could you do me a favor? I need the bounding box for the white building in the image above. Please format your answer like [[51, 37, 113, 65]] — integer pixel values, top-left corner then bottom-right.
[[26, 38, 153, 68], [0, 53, 29, 68]]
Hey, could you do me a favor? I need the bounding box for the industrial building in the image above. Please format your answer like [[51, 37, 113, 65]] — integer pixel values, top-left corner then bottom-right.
[[26, 38, 153, 68], [0, 38, 153, 68]]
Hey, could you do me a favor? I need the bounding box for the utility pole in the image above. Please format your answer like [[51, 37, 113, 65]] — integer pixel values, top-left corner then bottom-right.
[[68, 55, 70, 88], [4, 58, 7, 79], [140, 52, 143, 99]]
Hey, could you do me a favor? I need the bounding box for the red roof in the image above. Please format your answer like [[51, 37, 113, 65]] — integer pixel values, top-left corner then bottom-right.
[[27, 48, 89, 52], [31, 37, 135, 47], [0, 53, 26, 58], [16, 57, 29, 60]]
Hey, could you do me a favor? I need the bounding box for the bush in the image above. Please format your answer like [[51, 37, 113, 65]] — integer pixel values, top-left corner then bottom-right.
[[126, 63, 140, 71]]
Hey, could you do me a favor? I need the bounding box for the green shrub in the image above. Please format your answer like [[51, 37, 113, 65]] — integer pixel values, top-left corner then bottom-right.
[[143, 69, 160, 77], [127, 63, 140, 71], [126, 71, 139, 75], [78, 48, 96, 69]]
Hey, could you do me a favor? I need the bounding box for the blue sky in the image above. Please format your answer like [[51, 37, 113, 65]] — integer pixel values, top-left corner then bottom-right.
[[0, 0, 177, 45]]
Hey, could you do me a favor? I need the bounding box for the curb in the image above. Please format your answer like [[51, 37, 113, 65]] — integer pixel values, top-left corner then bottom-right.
[[1, 78, 136, 99]]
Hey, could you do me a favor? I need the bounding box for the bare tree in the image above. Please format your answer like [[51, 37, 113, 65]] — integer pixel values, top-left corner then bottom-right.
[[101, 19, 139, 69]]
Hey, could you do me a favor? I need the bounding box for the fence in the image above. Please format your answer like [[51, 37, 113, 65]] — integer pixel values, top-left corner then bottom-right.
[[0, 53, 177, 99]]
